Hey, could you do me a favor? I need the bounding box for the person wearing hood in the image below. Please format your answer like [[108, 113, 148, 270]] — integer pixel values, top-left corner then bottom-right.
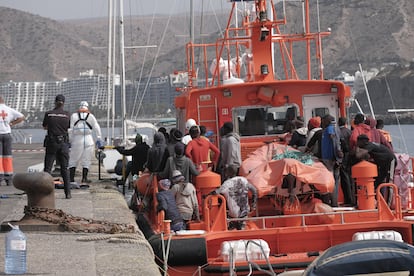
[[156, 179, 185, 231], [115, 133, 150, 178], [288, 118, 308, 149], [185, 125, 220, 171], [306, 116, 322, 144], [219, 122, 242, 180], [170, 170, 200, 224], [68, 101, 103, 185], [365, 116, 393, 151], [304, 116, 322, 154], [146, 132, 169, 173], [159, 142, 200, 182], [349, 113, 371, 151]]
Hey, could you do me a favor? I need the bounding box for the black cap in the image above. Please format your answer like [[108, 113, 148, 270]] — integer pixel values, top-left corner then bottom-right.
[[55, 94, 65, 103]]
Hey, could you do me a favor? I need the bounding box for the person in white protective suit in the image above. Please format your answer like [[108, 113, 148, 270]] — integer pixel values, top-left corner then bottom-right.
[[68, 101, 103, 184]]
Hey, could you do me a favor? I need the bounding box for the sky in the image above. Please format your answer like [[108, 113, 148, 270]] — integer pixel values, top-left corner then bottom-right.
[[0, 0, 228, 20]]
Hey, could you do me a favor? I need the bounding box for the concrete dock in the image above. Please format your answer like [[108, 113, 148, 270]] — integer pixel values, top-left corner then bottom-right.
[[0, 143, 160, 275]]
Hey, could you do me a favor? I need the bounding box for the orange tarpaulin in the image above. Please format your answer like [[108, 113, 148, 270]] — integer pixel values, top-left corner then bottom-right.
[[240, 143, 334, 198]]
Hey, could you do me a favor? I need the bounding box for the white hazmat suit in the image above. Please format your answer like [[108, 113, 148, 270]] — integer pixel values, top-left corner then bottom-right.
[[68, 101, 102, 184]]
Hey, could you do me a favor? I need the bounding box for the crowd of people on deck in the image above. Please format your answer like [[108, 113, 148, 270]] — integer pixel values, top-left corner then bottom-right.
[[143, 112, 397, 231], [286, 113, 396, 208], [113, 118, 257, 231]]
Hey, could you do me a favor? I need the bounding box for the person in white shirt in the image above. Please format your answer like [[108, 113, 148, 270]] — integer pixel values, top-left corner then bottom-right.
[[0, 96, 25, 185]]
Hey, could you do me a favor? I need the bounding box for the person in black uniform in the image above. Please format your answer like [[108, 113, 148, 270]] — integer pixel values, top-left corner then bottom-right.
[[42, 94, 71, 199]]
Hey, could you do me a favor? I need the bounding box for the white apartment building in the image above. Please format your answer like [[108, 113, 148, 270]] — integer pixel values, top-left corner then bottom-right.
[[0, 70, 175, 120]]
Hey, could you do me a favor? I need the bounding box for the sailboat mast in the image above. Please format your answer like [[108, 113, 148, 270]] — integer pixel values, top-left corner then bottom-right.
[[106, 0, 113, 144], [119, 0, 127, 143], [111, 1, 117, 142]]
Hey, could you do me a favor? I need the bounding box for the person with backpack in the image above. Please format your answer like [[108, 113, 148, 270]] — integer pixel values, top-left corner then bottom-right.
[[68, 101, 103, 184], [170, 170, 200, 225]]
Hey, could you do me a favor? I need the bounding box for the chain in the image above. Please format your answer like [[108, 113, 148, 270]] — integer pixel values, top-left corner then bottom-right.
[[24, 206, 136, 234]]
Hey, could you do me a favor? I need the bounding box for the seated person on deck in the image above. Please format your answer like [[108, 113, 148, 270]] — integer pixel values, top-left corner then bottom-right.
[[156, 179, 185, 231]]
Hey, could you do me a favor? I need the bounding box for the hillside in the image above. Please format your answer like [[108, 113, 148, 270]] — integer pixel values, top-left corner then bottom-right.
[[0, 1, 414, 112]]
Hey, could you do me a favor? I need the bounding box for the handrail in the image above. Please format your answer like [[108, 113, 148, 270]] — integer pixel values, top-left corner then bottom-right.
[[222, 184, 404, 230], [226, 209, 379, 229], [377, 183, 402, 220]]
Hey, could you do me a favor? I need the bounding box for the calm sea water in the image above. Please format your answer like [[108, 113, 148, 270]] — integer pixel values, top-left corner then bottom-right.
[[384, 125, 414, 156], [14, 125, 414, 156]]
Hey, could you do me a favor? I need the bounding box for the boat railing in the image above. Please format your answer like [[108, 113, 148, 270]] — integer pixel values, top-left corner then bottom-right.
[[224, 183, 404, 230], [227, 209, 379, 229]]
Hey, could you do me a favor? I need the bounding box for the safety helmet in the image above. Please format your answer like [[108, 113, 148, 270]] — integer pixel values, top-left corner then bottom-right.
[[185, 118, 197, 130], [79, 101, 89, 108]]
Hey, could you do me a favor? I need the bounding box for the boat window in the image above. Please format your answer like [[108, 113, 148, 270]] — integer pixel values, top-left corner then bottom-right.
[[234, 105, 298, 136], [312, 107, 330, 118]]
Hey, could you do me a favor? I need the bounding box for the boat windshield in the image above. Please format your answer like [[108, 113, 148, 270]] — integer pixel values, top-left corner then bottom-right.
[[234, 105, 298, 136]]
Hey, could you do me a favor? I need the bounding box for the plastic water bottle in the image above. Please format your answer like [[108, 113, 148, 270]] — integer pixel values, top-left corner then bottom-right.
[[4, 223, 27, 275]]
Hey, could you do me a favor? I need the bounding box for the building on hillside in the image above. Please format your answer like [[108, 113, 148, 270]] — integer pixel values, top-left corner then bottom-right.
[[62, 70, 116, 112], [0, 80, 61, 112], [132, 76, 175, 117], [334, 72, 355, 89], [0, 71, 176, 119]]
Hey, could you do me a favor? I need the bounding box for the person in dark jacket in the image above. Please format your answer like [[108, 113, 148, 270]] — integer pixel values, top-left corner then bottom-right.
[[156, 179, 185, 231], [146, 132, 170, 173], [115, 133, 150, 178], [159, 142, 199, 182], [42, 94, 71, 199], [356, 134, 396, 190], [338, 117, 355, 206], [166, 128, 183, 157], [288, 118, 308, 149]]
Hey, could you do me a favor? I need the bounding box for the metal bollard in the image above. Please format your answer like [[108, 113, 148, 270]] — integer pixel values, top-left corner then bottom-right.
[[13, 172, 55, 210]]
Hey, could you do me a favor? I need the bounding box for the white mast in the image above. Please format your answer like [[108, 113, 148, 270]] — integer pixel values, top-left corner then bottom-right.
[[119, 0, 127, 143], [359, 63, 375, 119], [111, 0, 117, 142], [106, 0, 113, 144]]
